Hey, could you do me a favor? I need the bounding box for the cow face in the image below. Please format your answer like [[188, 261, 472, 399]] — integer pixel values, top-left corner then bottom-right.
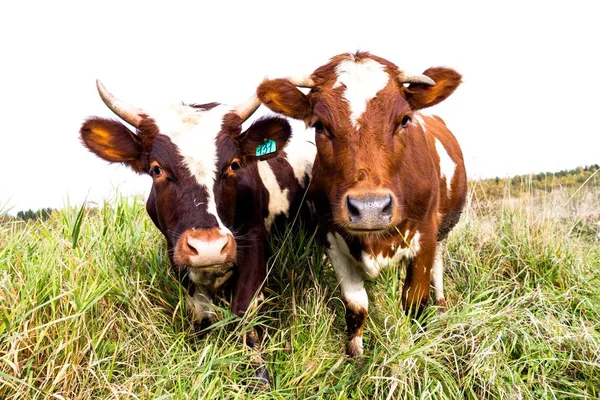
[[258, 52, 461, 234], [81, 101, 292, 273]]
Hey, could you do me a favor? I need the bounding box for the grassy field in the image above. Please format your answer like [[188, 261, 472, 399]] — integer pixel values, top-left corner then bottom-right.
[[1, 178, 599, 399]]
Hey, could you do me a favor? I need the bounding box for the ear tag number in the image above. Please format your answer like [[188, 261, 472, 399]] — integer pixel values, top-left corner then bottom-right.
[[255, 139, 276, 157]]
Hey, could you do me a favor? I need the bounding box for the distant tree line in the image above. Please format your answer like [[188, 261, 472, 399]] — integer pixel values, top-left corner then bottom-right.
[[15, 207, 55, 222], [477, 164, 600, 200]]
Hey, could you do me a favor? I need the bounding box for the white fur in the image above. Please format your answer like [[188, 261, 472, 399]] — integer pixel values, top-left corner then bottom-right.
[[257, 161, 290, 232], [361, 231, 421, 278], [432, 245, 445, 304], [413, 114, 426, 130], [435, 138, 456, 194], [284, 119, 317, 187], [333, 58, 389, 127], [186, 287, 215, 323], [148, 104, 232, 233], [326, 232, 369, 311]]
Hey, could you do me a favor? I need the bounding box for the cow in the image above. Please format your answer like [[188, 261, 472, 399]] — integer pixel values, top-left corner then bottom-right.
[[256, 51, 467, 357], [79, 80, 316, 385]]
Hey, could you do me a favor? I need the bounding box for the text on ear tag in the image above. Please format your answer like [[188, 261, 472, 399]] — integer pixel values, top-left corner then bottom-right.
[[255, 139, 276, 157]]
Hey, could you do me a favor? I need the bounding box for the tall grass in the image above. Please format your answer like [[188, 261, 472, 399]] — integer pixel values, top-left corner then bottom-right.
[[1, 181, 599, 399]]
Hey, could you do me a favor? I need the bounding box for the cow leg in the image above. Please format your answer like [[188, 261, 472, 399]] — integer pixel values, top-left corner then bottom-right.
[[431, 244, 448, 313], [231, 229, 270, 388], [402, 238, 436, 317], [326, 233, 368, 357], [242, 327, 269, 390]]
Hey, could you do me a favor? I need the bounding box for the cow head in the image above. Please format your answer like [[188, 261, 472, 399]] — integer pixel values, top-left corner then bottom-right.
[[81, 81, 292, 273], [258, 52, 461, 234]]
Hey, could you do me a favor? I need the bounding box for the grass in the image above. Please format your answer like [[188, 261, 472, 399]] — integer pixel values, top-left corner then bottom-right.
[[1, 180, 599, 399]]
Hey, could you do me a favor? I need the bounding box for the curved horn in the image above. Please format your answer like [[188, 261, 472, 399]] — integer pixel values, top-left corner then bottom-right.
[[399, 73, 435, 86], [96, 80, 144, 127], [234, 73, 315, 122], [285, 74, 315, 88], [233, 93, 262, 123]]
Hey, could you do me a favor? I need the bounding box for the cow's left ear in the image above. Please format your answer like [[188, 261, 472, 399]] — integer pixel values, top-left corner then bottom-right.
[[404, 67, 462, 110], [235, 116, 292, 162]]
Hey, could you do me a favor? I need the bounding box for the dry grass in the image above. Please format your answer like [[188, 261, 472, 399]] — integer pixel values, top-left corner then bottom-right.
[[1, 179, 599, 399]]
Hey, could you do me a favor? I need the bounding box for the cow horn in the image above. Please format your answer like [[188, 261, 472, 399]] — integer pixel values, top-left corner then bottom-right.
[[233, 94, 262, 123], [400, 73, 436, 86], [96, 80, 144, 128], [285, 74, 315, 88]]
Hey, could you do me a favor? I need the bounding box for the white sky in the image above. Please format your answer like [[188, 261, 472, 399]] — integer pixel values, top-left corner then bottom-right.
[[1, 1, 598, 214]]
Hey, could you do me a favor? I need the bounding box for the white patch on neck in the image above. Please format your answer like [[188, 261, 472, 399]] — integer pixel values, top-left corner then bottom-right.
[[361, 231, 421, 278], [284, 119, 317, 187], [435, 138, 456, 194], [186, 286, 215, 324], [257, 161, 290, 232], [326, 232, 368, 310], [148, 104, 232, 231], [333, 58, 390, 127]]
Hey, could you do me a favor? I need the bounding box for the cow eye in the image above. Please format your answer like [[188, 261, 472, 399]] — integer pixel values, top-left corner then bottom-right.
[[401, 115, 411, 128], [151, 165, 163, 177], [312, 121, 325, 134], [229, 159, 241, 172]]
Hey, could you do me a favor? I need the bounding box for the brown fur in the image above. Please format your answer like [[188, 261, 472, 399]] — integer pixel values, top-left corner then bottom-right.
[[80, 107, 309, 319], [257, 51, 467, 355]]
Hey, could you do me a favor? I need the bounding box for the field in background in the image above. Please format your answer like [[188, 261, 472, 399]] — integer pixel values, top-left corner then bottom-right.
[[1, 173, 599, 399]]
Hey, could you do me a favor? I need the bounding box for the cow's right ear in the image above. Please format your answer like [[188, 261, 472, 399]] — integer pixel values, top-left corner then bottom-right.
[[80, 117, 145, 173], [257, 78, 311, 121], [235, 116, 292, 163]]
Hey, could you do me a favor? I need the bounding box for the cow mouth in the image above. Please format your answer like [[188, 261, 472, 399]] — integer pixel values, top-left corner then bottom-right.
[[185, 261, 235, 272], [345, 226, 392, 235]]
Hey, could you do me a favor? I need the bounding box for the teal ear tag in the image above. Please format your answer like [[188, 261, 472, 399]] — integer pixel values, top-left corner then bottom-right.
[[255, 138, 276, 157]]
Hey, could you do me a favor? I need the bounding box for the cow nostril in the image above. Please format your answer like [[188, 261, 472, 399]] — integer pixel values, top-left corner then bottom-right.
[[381, 195, 393, 217], [186, 238, 198, 255], [346, 196, 361, 221], [220, 235, 231, 255]]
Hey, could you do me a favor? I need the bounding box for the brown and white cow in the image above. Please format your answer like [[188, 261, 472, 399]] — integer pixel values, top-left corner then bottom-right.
[[257, 52, 467, 357], [80, 81, 316, 383]]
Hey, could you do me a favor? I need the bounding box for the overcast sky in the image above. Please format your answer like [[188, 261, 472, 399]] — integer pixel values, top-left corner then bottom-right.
[[1, 1, 598, 214]]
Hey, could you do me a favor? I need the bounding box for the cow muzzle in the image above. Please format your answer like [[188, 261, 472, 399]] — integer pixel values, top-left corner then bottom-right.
[[344, 192, 394, 231], [174, 228, 236, 269]]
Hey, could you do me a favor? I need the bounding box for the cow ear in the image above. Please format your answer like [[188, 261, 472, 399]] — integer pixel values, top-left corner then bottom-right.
[[405, 67, 462, 110], [236, 116, 292, 162], [257, 78, 311, 120], [80, 117, 145, 173]]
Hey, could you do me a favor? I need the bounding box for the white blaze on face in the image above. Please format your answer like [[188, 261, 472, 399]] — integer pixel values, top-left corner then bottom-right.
[[333, 58, 390, 127], [257, 161, 290, 232], [361, 231, 422, 278], [435, 138, 456, 194], [149, 104, 232, 232]]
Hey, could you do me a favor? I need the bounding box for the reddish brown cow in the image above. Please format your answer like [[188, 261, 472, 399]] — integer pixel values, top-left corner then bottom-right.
[[257, 52, 467, 356], [80, 81, 315, 384]]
